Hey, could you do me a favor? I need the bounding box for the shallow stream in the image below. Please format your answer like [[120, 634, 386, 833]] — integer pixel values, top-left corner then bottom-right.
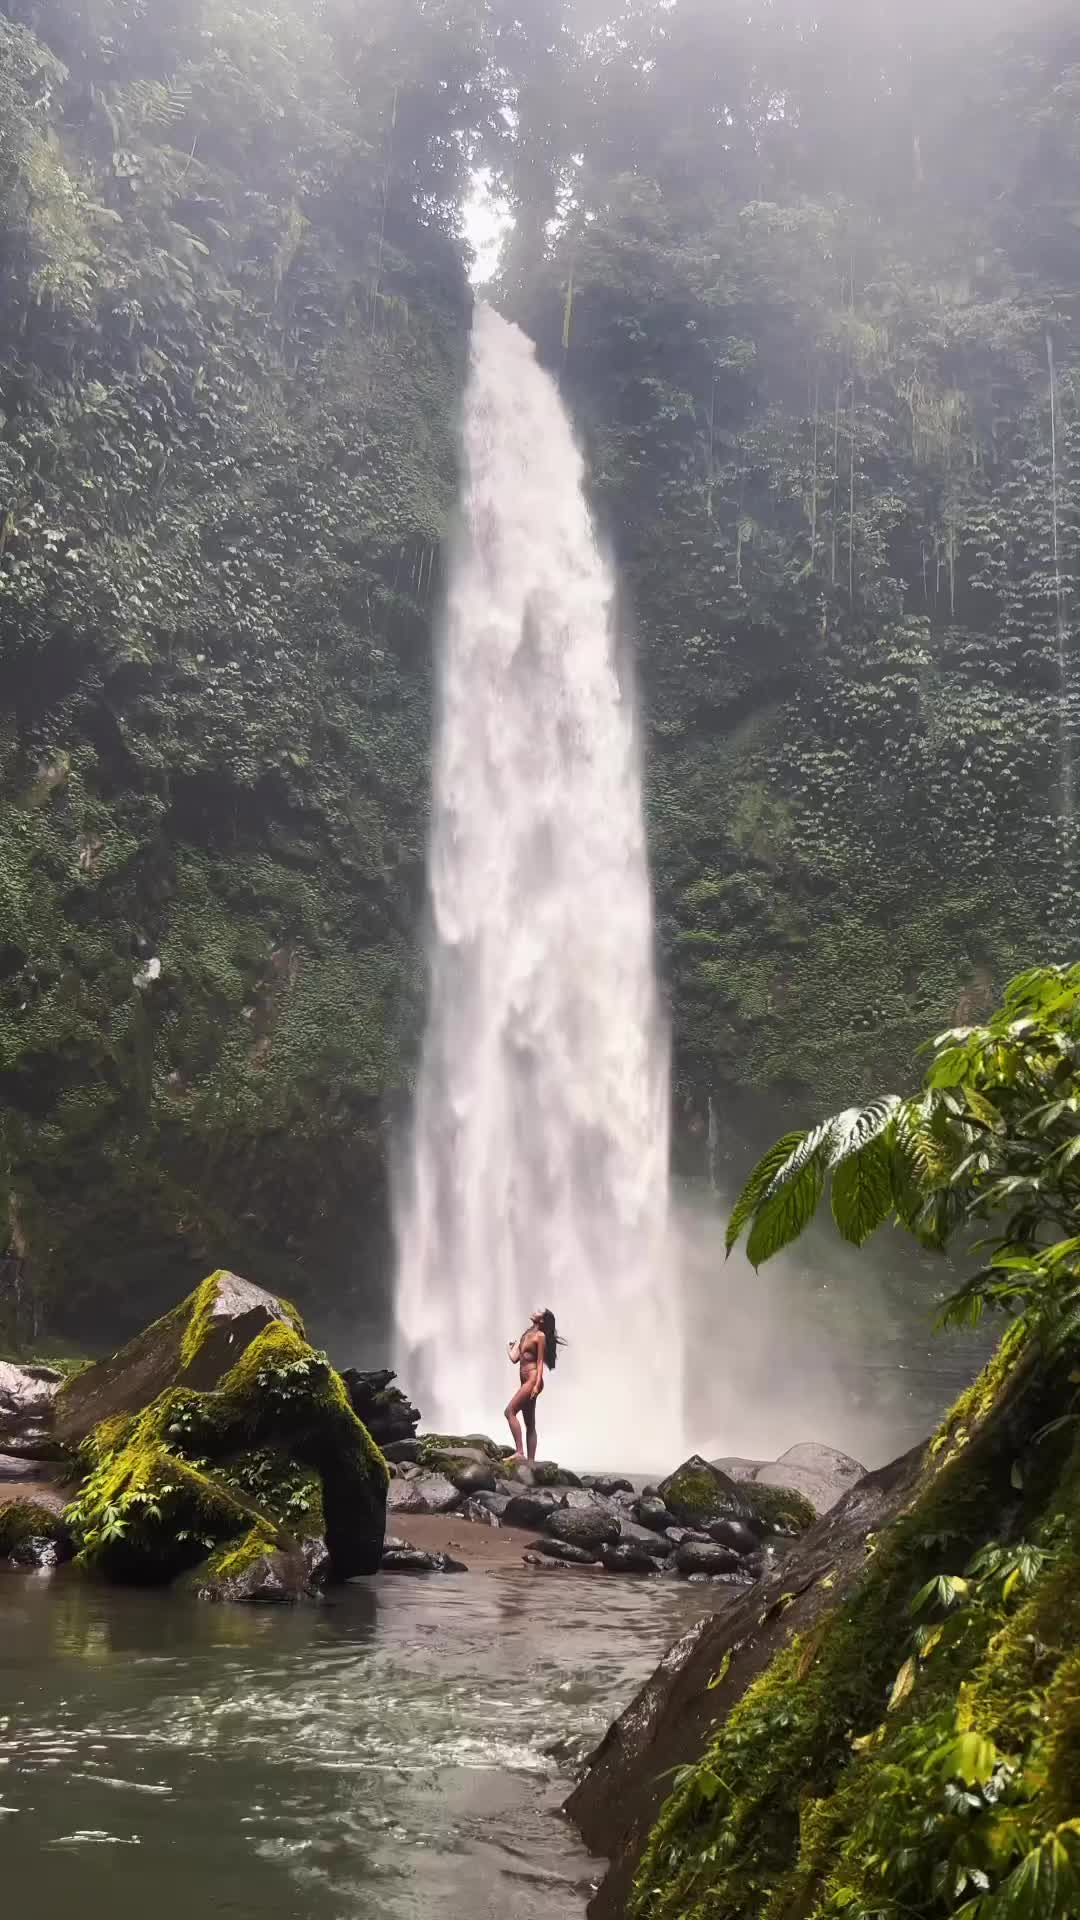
[[1, 1568, 704, 1919]]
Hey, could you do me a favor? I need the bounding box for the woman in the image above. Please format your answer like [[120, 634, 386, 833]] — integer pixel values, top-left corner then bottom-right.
[[505, 1307, 561, 1461]]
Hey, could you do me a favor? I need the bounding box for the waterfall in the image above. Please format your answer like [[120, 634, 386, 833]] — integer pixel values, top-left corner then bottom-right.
[[393, 305, 683, 1472], [1048, 332, 1074, 863]]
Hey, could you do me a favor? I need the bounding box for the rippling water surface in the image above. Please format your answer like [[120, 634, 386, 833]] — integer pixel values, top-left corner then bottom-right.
[[1, 1569, 706, 1919]]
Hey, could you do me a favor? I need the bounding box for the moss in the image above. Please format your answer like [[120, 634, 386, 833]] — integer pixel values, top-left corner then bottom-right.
[[631, 1337, 1079, 1920], [741, 1482, 817, 1535], [199, 1521, 279, 1588], [662, 1465, 723, 1523], [0, 1499, 68, 1555], [177, 1270, 304, 1374], [418, 1432, 503, 1463], [65, 1319, 387, 1585]]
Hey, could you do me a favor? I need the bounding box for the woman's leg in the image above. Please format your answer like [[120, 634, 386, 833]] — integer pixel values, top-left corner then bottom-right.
[[504, 1381, 532, 1458], [523, 1392, 538, 1462]]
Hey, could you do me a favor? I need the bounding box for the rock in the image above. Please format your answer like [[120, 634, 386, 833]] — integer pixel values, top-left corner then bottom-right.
[[635, 1495, 674, 1534], [387, 1472, 461, 1516], [740, 1478, 818, 1535], [707, 1518, 761, 1557], [197, 1542, 319, 1605], [506, 1457, 568, 1487], [660, 1456, 754, 1530], [540, 1538, 598, 1565], [664, 1527, 711, 1546], [545, 1507, 621, 1551], [52, 1269, 299, 1447], [504, 1489, 563, 1529], [462, 1489, 512, 1520], [448, 1460, 498, 1495], [459, 1497, 502, 1527], [673, 1540, 744, 1577], [559, 1486, 610, 1511], [600, 1542, 662, 1574], [0, 1361, 64, 1460], [0, 1499, 73, 1568], [61, 1280, 388, 1586], [618, 1519, 674, 1557], [581, 1474, 634, 1497], [752, 1462, 843, 1521], [708, 1455, 767, 1483], [380, 1548, 468, 1573], [611, 1489, 640, 1512], [383, 1535, 409, 1552], [383, 1438, 423, 1464], [339, 1368, 420, 1448]]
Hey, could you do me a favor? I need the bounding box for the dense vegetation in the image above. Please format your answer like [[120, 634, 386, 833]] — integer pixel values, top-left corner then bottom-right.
[[633, 967, 1080, 1920], [3, 0, 1080, 1332]]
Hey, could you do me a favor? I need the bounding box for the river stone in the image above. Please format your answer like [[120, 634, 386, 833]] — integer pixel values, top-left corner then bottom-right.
[[673, 1540, 744, 1577], [664, 1527, 711, 1546], [380, 1548, 468, 1573], [459, 1497, 502, 1527], [618, 1519, 673, 1557], [659, 1455, 754, 1530], [504, 1489, 562, 1528], [340, 1369, 420, 1449], [634, 1495, 674, 1534], [581, 1474, 634, 1497], [600, 1542, 662, 1575], [0, 1362, 64, 1459], [383, 1438, 423, 1464], [448, 1460, 498, 1495], [707, 1518, 761, 1557], [52, 1270, 296, 1447], [539, 1538, 598, 1566], [0, 1498, 73, 1569], [545, 1507, 620, 1551], [463, 1489, 512, 1519], [387, 1471, 461, 1516], [559, 1487, 610, 1511], [198, 1545, 319, 1605]]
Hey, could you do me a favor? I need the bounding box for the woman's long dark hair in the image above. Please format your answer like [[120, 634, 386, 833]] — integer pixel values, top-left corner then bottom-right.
[[540, 1310, 564, 1370]]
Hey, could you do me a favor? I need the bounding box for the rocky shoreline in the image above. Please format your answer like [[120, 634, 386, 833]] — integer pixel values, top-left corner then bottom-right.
[[0, 1267, 859, 1600]]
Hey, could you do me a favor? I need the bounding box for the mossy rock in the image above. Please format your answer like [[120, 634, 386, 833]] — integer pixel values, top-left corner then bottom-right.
[[0, 1498, 73, 1566], [739, 1481, 816, 1536], [64, 1300, 387, 1587], [193, 1524, 327, 1604], [53, 1270, 304, 1448], [659, 1455, 753, 1529]]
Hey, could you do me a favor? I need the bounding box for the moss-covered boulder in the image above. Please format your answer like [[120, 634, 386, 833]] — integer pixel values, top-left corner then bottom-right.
[[658, 1455, 755, 1529], [62, 1282, 387, 1588], [0, 1498, 73, 1567], [53, 1271, 302, 1447]]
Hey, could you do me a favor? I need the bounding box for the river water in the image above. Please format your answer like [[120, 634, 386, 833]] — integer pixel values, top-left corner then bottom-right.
[[0, 1568, 704, 1919]]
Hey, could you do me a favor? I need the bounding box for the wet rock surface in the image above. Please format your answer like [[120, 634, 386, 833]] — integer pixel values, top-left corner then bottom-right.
[[545, 1507, 621, 1551], [540, 1538, 599, 1566], [380, 1547, 468, 1574], [600, 1542, 662, 1575], [0, 1362, 63, 1460], [387, 1472, 461, 1516], [672, 1539, 743, 1577], [340, 1368, 421, 1449]]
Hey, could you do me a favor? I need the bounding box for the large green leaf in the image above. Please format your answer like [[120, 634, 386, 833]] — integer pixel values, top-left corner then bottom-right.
[[830, 1135, 893, 1245], [745, 1153, 827, 1268], [725, 1130, 808, 1254]]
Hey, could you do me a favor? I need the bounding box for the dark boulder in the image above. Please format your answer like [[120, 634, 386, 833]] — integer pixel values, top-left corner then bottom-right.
[[673, 1540, 744, 1577], [659, 1456, 754, 1530], [707, 1518, 761, 1557], [546, 1507, 621, 1551], [197, 1543, 319, 1605], [635, 1495, 674, 1534], [581, 1474, 634, 1497], [664, 1527, 711, 1546], [380, 1548, 468, 1573], [387, 1472, 460, 1516], [459, 1497, 502, 1527], [560, 1487, 610, 1511], [540, 1538, 598, 1565], [383, 1438, 423, 1464], [618, 1519, 673, 1557], [339, 1368, 420, 1449], [448, 1460, 498, 1495], [463, 1489, 512, 1520], [0, 1498, 73, 1568], [504, 1489, 562, 1528], [600, 1542, 662, 1575]]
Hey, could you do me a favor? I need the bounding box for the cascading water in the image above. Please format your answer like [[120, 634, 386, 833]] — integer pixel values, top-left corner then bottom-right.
[[393, 305, 683, 1471]]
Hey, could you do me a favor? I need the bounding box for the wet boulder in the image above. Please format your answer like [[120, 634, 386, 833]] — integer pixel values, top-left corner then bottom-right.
[[707, 1518, 761, 1557], [0, 1498, 73, 1568], [380, 1548, 468, 1573], [504, 1489, 563, 1529], [673, 1540, 744, 1577], [545, 1507, 621, 1551], [506, 1458, 569, 1488], [53, 1270, 302, 1448], [659, 1456, 754, 1530], [459, 1497, 503, 1527], [618, 1519, 673, 1558], [196, 1534, 320, 1605], [448, 1460, 498, 1496], [383, 1438, 423, 1464], [634, 1495, 674, 1534], [559, 1487, 611, 1512], [463, 1489, 512, 1521], [540, 1538, 598, 1566], [387, 1472, 460, 1516], [339, 1368, 420, 1449], [600, 1542, 662, 1575], [581, 1474, 634, 1497]]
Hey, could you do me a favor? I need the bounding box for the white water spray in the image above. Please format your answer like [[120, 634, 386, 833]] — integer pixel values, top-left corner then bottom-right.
[[393, 305, 683, 1472]]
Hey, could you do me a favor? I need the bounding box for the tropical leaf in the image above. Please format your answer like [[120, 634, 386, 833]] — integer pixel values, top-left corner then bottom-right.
[[725, 1130, 808, 1254], [831, 1135, 893, 1245], [745, 1155, 827, 1268]]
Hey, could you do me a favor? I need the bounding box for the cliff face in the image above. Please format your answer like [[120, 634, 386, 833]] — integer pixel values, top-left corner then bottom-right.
[[569, 1334, 1080, 1920], [0, 0, 471, 1332]]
